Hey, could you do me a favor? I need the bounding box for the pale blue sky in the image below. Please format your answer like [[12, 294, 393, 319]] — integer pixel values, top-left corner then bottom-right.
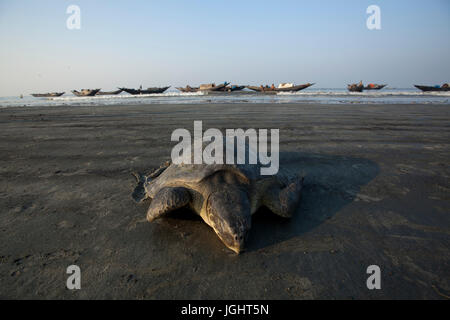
[[0, 0, 449, 96]]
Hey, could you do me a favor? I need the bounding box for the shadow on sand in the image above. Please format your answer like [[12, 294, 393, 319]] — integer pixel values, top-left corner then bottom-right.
[[143, 152, 380, 253], [246, 151, 379, 252]]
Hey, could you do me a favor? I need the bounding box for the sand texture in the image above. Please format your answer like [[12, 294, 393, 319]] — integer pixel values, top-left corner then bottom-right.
[[0, 103, 449, 299]]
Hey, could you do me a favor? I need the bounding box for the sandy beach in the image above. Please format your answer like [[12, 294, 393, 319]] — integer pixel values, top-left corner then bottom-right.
[[0, 103, 449, 299]]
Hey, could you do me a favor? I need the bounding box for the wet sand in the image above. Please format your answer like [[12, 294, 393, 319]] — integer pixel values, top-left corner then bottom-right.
[[0, 103, 449, 299]]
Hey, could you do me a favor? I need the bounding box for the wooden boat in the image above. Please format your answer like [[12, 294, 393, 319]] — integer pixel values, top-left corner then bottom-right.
[[199, 82, 230, 92], [31, 92, 65, 97], [246, 83, 314, 92], [414, 84, 450, 92], [176, 85, 199, 93], [120, 86, 170, 95], [219, 85, 246, 92], [72, 89, 101, 96], [364, 84, 387, 90], [276, 83, 314, 92], [96, 89, 123, 95], [144, 86, 170, 94], [347, 83, 364, 92], [176, 82, 230, 93], [246, 85, 275, 92]]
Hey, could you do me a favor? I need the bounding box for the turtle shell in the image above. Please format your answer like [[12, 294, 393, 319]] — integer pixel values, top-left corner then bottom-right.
[[145, 137, 267, 197]]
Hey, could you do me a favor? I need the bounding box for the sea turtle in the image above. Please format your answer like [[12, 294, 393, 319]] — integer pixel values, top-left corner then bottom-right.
[[132, 140, 303, 254]]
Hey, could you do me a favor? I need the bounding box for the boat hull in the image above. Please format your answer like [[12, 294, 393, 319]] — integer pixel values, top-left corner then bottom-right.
[[219, 85, 245, 92], [120, 86, 170, 95], [31, 92, 65, 97], [176, 86, 199, 92], [246, 83, 314, 92], [414, 85, 450, 92], [276, 83, 314, 92], [199, 82, 230, 92], [96, 89, 123, 95], [347, 84, 364, 92], [364, 84, 387, 90], [176, 83, 229, 93], [72, 89, 101, 96]]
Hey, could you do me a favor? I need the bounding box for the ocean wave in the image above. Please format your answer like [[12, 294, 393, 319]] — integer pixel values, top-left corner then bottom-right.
[[50, 91, 206, 101]]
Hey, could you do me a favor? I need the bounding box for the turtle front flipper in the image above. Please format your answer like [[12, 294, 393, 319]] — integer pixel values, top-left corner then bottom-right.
[[147, 187, 191, 222], [262, 176, 304, 218]]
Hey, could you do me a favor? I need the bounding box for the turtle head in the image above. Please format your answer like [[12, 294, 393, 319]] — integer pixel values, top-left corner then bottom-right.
[[206, 188, 251, 254]]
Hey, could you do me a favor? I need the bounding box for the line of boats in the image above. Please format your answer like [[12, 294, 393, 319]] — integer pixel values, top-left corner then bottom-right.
[[30, 81, 449, 98], [348, 81, 450, 92], [30, 87, 169, 97]]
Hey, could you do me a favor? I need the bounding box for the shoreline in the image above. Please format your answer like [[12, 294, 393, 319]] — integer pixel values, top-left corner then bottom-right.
[[0, 103, 449, 299], [1, 90, 449, 109], [1, 101, 450, 113]]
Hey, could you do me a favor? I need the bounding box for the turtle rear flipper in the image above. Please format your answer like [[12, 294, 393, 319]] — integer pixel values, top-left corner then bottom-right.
[[262, 175, 304, 218], [131, 161, 171, 203], [148, 162, 170, 179], [132, 172, 148, 203]]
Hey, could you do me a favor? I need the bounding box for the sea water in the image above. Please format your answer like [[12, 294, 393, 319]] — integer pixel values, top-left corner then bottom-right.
[[0, 88, 449, 108]]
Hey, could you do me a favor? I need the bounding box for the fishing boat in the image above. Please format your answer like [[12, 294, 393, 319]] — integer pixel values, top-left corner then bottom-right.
[[347, 82, 364, 92], [72, 89, 101, 96], [176, 85, 199, 93], [186, 82, 230, 92], [364, 84, 387, 90], [414, 84, 450, 92], [198, 82, 230, 91], [246, 85, 276, 92], [120, 86, 170, 95], [219, 85, 246, 92], [96, 89, 123, 95], [276, 83, 314, 92], [176, 82, 230, 93], [246, 83, 314, 93], [31, 92, 65, 97]]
